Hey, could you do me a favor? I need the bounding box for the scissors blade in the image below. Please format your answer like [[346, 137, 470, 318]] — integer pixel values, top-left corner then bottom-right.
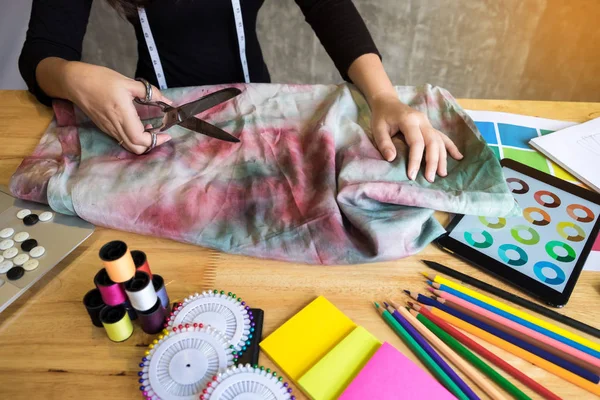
[[179, 117, 240, 143], [177, 87, 242, 121]]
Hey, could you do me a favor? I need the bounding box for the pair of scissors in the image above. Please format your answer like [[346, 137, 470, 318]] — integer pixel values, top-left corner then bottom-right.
[[134, 86, 242, 151]]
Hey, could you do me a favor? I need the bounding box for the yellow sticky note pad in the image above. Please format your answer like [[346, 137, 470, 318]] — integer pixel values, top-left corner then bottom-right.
[[298, 326, 381, 400], [259, 296, 356, 381]]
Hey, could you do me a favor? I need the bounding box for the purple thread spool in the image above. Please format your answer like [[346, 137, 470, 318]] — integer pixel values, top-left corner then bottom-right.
[[138, 298, 166, 334], [83, 288, 106, 327], [94, 268, 127, 306], [152, 274, 169, 311]]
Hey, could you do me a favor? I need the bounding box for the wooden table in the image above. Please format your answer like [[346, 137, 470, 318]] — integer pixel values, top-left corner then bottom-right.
[[0, 90, 599, 399]]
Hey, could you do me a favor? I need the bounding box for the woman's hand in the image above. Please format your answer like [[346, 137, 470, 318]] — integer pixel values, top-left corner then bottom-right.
[[347, 53, 463, 182], [370, 92, 463, 182], [37, 58, 172, 154]]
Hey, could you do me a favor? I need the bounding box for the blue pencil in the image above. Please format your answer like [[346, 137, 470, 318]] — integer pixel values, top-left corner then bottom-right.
[[430, 281, 600, 360], [384, 302, 480, 400], [422, 295, 600, 383]]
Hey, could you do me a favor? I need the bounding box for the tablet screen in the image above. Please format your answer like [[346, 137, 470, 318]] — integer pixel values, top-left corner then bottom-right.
[[448, 166, 600, 293]]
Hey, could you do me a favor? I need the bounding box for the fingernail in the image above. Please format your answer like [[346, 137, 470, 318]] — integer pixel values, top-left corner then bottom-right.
[[409, 169, 417, 180], [384, 149, 395, 161], [428, 173, 435, 182], [165, 136, 172, 142]]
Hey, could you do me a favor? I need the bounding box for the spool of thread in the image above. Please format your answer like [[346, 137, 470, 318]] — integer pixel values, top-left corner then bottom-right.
[[152, 274, 169, 310], [123, 299, 138, 321], [124, 271, 157, 312], [94, 268, 127, 306], [99, 304, 134, 342], [99, 240, 136, 283], [83, 288, 106, 327], [131, 250, 152, 279], [138, 298, 167, 334]]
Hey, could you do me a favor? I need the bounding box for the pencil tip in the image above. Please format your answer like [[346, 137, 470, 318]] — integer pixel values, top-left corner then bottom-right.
[[426, 286, 435, 293], [420, 271, 429, 279], [403, 289, 411, 295], [374, 301, 380, 309], [383, 301, 390, 308], [426, 280, 433, 285]]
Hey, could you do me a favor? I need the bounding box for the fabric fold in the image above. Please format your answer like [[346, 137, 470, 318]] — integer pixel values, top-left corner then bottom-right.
[[9, 83, 517, 265]]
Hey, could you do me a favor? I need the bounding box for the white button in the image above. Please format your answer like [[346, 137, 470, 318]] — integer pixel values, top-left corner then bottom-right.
[[30, 246, 45, 258], [13, 232, 29, 242], [0, 260, 13, 273], [17, 209, 31, 219], [14, 254, 29, 266], [3, 248, 18, 259], [0, 239, 14, 251], [23, 259, 39, 271], [39, 211, 54, 222], [0, 228, 14, 238]]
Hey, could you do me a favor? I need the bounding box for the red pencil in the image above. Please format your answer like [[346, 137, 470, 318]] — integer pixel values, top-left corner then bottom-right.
[[409, 302, 561, 400]]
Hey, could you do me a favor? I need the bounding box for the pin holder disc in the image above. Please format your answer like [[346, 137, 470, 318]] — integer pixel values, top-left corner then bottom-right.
[[166, 290, 254, 360], [200, 363, 295, 400], [138, 325, 234, 400]]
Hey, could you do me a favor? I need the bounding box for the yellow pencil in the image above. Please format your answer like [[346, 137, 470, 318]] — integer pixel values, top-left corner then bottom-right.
[[423, 272, 600, 353], [427, 305, 600, 396], [388, 301, 508, 400]]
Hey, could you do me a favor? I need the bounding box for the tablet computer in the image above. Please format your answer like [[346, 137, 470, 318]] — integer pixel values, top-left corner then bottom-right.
[[436, 158, 600, 307]]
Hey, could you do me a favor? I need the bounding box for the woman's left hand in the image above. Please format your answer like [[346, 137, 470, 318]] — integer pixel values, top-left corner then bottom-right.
[[369, 92, 463, 182]]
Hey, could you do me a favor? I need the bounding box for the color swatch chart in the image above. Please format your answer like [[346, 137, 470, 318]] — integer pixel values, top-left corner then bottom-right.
[[259, 296, 453, 400], [449, 166, 600, 292], [465, 110, 578, 183]]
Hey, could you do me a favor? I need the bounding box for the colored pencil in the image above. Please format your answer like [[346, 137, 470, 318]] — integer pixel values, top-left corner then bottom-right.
[[424, 296, 599, 383], [423, 305, 600, 396], [388, 302, 508, 400], [384, 303, 481, 400], [422, 270, 600, 353], [430, 281, 600, 360], [402, 307, 530, 400], [373, 302, 469, 400], [421, 259, 600, 339], [430, 288, 600, 375], [410, 302, 561, 400]]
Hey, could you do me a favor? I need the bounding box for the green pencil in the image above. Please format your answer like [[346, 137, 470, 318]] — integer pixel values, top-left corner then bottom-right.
[[412, 309, 531, 400], [374, 302, 469, 400]]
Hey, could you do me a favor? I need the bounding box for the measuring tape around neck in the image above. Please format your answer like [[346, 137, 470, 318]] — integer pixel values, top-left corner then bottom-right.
[[137, 2, 250, 90]]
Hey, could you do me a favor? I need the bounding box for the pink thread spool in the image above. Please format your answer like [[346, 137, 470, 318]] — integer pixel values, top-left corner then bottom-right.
[[94, 268, 127, 306]]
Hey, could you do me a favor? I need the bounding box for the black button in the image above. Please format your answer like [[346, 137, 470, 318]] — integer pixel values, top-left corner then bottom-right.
[[23, 214, 39, 226], [21, 239, 38, 252], [7, 266, 25, 280]]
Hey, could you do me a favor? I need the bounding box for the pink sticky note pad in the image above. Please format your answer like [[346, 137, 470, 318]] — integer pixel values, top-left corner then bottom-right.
[[338, 342, 456, 400]]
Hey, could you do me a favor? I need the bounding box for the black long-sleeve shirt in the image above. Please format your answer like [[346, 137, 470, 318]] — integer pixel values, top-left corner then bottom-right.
[[19, 0, 381, 106]]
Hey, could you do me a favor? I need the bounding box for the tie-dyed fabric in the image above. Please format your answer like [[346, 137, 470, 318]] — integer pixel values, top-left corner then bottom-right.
[[10, 83, 518, 264]]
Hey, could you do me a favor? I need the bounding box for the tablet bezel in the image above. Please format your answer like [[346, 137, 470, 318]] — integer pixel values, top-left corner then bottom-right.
[[436, 158, 600, 307]]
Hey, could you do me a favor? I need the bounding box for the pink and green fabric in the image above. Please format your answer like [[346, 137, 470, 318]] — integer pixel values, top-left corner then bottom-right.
[[10, 83, 517, 264]]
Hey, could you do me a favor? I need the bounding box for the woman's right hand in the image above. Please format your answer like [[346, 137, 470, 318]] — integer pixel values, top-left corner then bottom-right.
[[61, 61, 172, 154]]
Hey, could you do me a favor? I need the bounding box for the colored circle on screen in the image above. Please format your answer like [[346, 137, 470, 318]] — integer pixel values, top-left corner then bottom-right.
[[506, 178, 530, 194], [545, 240, 576, 262], [533, 261, 566, 286], [557, 221, 585, 242], [510, 225, 540, 245], [522, 207, 551, 226], [464, 231, 494, 249], [498, 244, 528, 266], [566, 204, 595, 223], [534, 190, 561, 208], [478, 216, 507, 229]]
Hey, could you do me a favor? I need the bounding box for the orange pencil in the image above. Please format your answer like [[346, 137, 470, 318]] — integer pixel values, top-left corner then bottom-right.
[[422, 304, 600, 396], [429, 288, 600, 375]]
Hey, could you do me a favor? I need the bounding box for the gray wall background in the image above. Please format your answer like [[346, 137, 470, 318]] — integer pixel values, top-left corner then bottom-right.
[[3, 0, 600, 101]]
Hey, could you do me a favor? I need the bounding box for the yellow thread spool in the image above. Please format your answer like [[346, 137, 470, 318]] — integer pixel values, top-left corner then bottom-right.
[[100, 304, 134, 342]]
